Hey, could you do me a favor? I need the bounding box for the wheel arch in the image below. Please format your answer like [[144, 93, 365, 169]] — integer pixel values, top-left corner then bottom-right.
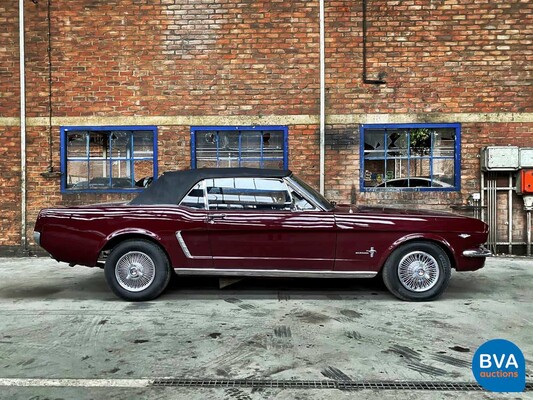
[[378, 234, 457, 272], [98, 231, 171, 267]]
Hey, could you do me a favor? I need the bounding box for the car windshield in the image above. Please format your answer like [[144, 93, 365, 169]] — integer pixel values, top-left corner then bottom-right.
[[287, 175, 334, 211]]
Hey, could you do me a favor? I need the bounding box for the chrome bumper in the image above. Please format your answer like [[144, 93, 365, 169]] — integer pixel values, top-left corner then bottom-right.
[[463, 246, 492, 258], [33, 231, 41, 246]]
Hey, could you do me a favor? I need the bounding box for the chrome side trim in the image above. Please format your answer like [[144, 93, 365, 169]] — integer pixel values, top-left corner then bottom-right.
[[174, 268, 378, 279], [175, 231, 210, 260], [213, 256, 333, 261], [462, 246, 493, 258]]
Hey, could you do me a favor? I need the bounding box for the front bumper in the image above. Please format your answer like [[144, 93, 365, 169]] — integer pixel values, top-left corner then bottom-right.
[[463, 245, 492, 258]]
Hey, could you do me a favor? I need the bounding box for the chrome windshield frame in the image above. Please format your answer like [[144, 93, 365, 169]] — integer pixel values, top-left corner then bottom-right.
[[284, 174, 334, 212]]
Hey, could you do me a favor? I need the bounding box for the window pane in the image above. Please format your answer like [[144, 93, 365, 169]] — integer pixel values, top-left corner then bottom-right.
[[217, 131, 242, 167], [238, 131, 261, 150], [63, 127, 156, 191], [111, 176, 133, 188], [88, 160, 109, 189], [433, 159, 455, 187], [67, 132, 87, 158], [364, 130, 388, 159], [89, 132, 107, 158], [240, 160, 262, 169], [433, 128, 455, 157], [206, 177, 290, 210], [133, 131, 154, 158], [111, 159, 129, 179], [109, 131, 129, 158], [108, 160, 134, 188], [251, 178, 290, 205], [410, 157, 431, 179], [133, 160, 154, 182], [262, 130, 284, 149], [195, 130, 218, 167], [180, 183, 205, 209], [206, 178, 240, 209], [290, 190, 315, 210], [193, 127, 287, 169], [362, 125, 458, 190], [363, 160, 388, 187], [66, 161, 88, 189], [408, 128, 431, 156]]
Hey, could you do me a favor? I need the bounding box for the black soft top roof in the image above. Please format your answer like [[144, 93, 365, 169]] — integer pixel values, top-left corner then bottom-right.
[[130, 168, 292, 205]]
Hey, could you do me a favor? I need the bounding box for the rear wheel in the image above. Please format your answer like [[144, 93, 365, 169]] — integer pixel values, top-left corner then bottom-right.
[[382, 241, 451, 301], [104, 240, 171, 301]]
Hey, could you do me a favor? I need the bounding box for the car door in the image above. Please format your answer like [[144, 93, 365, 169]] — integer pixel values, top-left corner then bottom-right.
[[174, 182, 213, 268], [205, 177, 335, 271]]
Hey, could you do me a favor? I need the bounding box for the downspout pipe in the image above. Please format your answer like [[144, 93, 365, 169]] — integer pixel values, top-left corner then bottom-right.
[[362, 0, 386, 85], [19, 0, 27, 250], [319, 0, 325, 194]]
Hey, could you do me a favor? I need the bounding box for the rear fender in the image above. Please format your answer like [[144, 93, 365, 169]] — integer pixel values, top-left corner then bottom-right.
[[104, 228, 162, 245], [99, 228, 191, 269], [99, 228, 162, 253]]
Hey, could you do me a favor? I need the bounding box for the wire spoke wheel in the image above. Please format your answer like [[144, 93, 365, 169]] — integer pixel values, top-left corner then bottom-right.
[[397, 251, 440, 292], [115, 251, 156, 292]]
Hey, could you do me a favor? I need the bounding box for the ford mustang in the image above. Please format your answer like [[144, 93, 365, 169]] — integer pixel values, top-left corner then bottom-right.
[[34, 168, 491, 301]]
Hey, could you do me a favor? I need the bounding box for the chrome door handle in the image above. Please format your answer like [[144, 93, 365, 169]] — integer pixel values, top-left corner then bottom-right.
[[207, 213, 226, 223]]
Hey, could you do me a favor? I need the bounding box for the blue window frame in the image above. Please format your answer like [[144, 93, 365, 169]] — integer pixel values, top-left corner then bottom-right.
[[360, 123, 461, 191], [60, 126, 158, 193], [191, 126, 289, 169]]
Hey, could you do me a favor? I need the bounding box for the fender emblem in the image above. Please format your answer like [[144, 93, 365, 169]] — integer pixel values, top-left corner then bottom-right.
[[355, 247, 377, 258]]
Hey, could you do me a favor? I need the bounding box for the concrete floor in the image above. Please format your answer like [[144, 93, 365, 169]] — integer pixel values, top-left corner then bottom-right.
[[0, 257, 531, 399]]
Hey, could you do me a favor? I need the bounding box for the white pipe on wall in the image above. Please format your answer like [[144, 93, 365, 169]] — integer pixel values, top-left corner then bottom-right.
[[19, 0, 27, 249], [319, 0, 325, 194]]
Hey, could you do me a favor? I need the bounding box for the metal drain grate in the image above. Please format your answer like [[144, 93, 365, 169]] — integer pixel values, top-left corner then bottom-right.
[[152, 378, 533, 391]]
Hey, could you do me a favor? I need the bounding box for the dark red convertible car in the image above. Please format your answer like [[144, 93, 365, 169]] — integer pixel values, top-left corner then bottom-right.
[[34, 168, 491, 301]]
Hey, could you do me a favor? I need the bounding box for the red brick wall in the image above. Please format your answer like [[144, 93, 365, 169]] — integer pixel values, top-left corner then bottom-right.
[[0, 0, 531, 250], [22, 0, 320, 117], [0, 2, 19, 116], [0, 127, 21, 247], [0, 1, 21, 246], [327, 0, 531, 115], [0, 0, 21, 248], [22, 1, 530, 117]]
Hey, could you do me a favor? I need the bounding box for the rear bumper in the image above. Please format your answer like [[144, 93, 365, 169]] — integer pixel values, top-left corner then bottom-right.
[[462, 245, 492, 258], [33, 231, 41, 246]]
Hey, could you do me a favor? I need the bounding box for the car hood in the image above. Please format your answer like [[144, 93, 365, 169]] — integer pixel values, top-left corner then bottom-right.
[[334, 204, 488, 232], [335, 204, 461, 218]]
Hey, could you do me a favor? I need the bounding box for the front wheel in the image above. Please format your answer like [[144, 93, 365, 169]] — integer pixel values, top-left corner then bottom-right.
[[382, 241, 451, 301], [104, 240, 171, 301]]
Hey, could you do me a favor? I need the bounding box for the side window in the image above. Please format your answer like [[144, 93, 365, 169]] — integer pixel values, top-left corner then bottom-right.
[[289, 188, 316, 211], [180, 183, 206, 209], [206, 178, 291, 210]]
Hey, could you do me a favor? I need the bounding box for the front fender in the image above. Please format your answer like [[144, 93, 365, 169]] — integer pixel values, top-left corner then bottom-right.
[[377, 233, 456, 270]]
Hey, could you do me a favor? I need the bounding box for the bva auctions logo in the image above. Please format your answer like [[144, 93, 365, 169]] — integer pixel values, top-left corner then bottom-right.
[[472, 339, 526, 392]]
